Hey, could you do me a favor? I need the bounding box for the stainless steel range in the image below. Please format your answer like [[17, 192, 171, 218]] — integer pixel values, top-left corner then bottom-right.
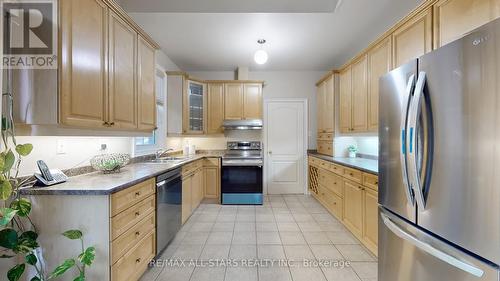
[[221, 141, 263, 205]]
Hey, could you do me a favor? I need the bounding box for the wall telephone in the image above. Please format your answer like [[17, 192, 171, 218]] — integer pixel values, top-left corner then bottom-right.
[[34, 160, 68, 186]]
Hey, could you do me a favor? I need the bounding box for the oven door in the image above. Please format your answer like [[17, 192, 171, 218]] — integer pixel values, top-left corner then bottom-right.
[[221, 163, 263, 205]]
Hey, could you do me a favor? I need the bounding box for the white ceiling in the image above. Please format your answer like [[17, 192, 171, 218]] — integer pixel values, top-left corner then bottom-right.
[[123, 0, 424, 71]]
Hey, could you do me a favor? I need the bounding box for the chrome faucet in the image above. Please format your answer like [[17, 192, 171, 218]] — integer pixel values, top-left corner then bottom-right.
[[155, 148, 174, 160]]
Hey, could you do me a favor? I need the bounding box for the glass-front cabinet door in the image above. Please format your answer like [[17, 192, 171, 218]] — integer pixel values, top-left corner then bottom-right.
[[184, 80, 206, 134]]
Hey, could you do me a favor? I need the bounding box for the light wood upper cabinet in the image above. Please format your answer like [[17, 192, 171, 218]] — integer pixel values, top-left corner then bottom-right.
[[351, 56, 368, 132], [393, 8, 433, 68], [108, 11, 137, 129], [324, 75, 335, 133], [184, 80, 206, 134], [243, 83, 263, 120], [207, 83, 224, 134], [224, 83, 244, 120], [137, 37, 156, 131], [316, 81, 326, 133], [343, 179, 364, 238], [60, 0, 108, 128], [339, 67, 352, 133], [363, 187, 378, 254], [434, 0, 500, 47], [367, 37, 392, 132]]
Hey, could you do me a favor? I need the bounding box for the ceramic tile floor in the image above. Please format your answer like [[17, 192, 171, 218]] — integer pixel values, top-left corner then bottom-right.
[[140, 195, 377, 281]]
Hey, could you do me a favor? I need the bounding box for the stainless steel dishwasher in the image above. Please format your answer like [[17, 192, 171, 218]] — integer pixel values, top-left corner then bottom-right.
[[155, 168, 182, 256]]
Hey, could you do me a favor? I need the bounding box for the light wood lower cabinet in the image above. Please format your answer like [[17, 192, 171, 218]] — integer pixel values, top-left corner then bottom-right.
[[343, 179, 364, 238], [363, 188, 379, 254], [308, 156, 378, 256], [182, 159, 206, 223], [110, 178, 156, 281], [203, 158, 221, 200]]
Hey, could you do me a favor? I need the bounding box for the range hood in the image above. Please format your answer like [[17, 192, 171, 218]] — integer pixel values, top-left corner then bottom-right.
[[223, 119, 263, 130]]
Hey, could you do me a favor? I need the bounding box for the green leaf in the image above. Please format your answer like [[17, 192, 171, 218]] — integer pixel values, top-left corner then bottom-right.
[[7, 263, 25, 281], [49, 259, 75, 279], [0, 179, 13, 200], [0, 153, 5, 171], [62, 230, 82, 240], [15, 144, 33, 157], [78, 246, 95, 266], [25, 253, 37, 265], [30, 277, 41, 281], [0, 228, 18, 249], [0, 208, 18, 226], [10, 198, 31, 217], [3, 150, 15, 173], [15, 231, 39, 254]]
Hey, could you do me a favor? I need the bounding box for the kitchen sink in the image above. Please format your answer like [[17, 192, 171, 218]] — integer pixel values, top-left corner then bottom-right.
[[144, 156, 190, 164]]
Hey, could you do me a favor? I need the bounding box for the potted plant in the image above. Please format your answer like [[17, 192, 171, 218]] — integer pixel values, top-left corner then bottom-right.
[[0, 94, 96, 281], [347, 144, 358, 158]]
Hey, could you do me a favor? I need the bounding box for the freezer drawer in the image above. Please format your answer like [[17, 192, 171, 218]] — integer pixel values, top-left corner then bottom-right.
[[379, 208, 499, 281]]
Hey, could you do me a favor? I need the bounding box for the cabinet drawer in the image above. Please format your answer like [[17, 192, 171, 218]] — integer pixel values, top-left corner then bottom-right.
[[111, 230, 155, 281], [343, 167, 362, 183], [111, 178, 155, 217], [318, 159, 330, 170], [363, 173, 378, 191], [203, 157, 220, 167], [183, 159, 203, 176], [328, 163, 344, 176], [111, 211, 155, 264], [111, 195, 155, 240], [317, 141, 334, 156], [319, 170, 344, 197], [308, 157, 320, 167], [317, 133, 333, 141], [319, 186, 343, 220]]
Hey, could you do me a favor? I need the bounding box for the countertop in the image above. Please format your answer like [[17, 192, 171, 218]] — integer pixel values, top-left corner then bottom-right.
[[20, 153, 223, 196], [308, 151, 378, 175]]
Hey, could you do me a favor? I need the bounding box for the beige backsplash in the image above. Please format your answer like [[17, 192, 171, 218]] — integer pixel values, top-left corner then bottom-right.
[[166, 130, 262, 151]]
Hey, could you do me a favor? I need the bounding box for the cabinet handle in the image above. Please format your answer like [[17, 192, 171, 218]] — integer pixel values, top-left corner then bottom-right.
[[135, 192, 141, 197], [103, 121, 109, 126], [109, 122, 115, 126], [135, 212, 140, 217], [375, 181, 378, 185], [135, 231, 140, 237], [136, 258, 141, 264]]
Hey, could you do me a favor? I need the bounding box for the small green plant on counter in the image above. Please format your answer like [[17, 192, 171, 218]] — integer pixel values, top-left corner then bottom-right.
[[0, 95, 96, 281], [348, 144, 358, 153]]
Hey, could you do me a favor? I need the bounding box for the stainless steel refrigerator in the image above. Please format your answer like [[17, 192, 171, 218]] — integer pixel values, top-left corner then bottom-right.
[[379, 18, 500, 281]]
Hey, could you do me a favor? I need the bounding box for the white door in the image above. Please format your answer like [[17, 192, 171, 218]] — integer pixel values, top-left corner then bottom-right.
[[265, 100, 306, 194]]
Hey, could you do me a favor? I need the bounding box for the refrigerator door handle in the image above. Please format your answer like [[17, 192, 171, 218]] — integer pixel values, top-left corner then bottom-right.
[[400, 74, 416, 206], [381, 212, 485, 278], [408, 71, 427, 208]]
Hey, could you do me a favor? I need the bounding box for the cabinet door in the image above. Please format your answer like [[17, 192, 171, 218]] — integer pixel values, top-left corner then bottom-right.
[[243, 83, 263, 120], [207, 83, 224, 134], [339, 67, 352, 133], [60, 0, 108, 128], [363, 188, 378, 255], [108, 11, 137, 129], [343, 179, 363, 238], [434, 0, 500, 47], [316, 81, 326, 133], [137, 36, 157, 131], [204, 166, 220, 199], [393, 8, 433, 68], [192, 169, 204, 211], [184, 81, 206, 134], [351, 56, 368, 132], [224, 83, 244, 120], [367, 37, 392, 132], [324, 75, 335, 133], [182, 175, 192, 224]]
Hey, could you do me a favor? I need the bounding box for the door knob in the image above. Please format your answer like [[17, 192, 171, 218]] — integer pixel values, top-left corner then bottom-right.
[[268, 151, 272, 154]]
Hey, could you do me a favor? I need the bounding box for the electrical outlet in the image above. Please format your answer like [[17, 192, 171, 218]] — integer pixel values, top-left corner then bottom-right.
[[99, 138, 108, 152], [56, 139, 66, 154]]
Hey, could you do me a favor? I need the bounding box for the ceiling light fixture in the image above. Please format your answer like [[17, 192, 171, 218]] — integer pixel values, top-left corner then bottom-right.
[[254, 39, 268, 65]]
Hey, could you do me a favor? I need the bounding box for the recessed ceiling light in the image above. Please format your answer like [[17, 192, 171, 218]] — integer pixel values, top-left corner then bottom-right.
[[254, 39, 268, 65]]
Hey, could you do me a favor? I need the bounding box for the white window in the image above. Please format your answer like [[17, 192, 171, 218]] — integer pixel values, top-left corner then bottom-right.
[[134, 66, 167, 156]]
